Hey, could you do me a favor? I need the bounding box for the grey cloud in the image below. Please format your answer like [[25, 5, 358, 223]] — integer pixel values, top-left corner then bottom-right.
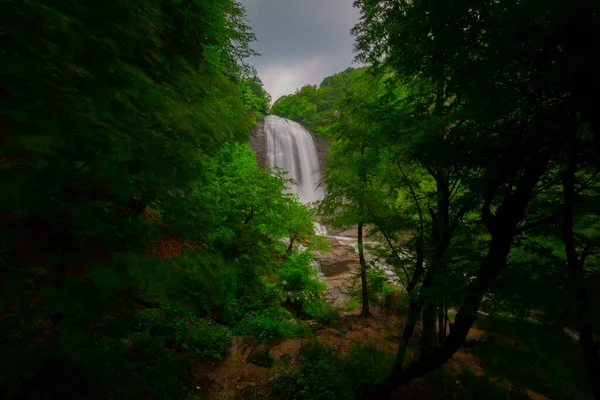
[[238, 0, 361, 102]]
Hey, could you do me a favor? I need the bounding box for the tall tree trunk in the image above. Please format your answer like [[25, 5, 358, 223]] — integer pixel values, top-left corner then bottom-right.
[[395, 288, 425, 367], [421, 303, 437, 358], [358, 222, 370, 319], [562, 144, 600, 399], [443, 301, 449, 341], [420, 167, 449, 357], [393, 165, 450, 368], [574, 279, 600, 400], [438, 298, 446, 343]]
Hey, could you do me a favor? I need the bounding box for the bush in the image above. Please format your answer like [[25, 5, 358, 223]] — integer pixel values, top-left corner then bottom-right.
[[272, 341, 352, 400], [304, 299, 340, 325], [130, 303, 231, 361], [227, 279, 282, 324], [272, 341, 396, 400], [341, 342, 394, 396], [233, 307, 311, 343], [278, 251, 326, 311]]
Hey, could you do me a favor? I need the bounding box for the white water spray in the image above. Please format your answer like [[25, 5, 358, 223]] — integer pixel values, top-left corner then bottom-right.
[[265, 115, 324, 204]]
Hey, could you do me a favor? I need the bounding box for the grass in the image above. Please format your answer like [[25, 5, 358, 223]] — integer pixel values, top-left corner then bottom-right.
[[465, 315, 591, 400]]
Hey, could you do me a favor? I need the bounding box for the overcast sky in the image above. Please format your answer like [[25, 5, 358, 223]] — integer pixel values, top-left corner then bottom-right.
[[238, 0, 361, 103]]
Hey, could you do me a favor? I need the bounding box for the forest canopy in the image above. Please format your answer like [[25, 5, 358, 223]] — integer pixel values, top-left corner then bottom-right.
[[270, 67, 367, 133]]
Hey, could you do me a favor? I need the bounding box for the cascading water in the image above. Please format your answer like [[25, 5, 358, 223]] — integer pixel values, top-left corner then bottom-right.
[[261, 115, 401, 293], [264, 115, 326, 277], [265, 115, 324, 204]]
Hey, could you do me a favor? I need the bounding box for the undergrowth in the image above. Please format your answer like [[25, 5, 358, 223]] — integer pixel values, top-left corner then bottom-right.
[[272, 340, 394, 400], [130, 303, 231, 361], [467, 316, 590, 400], [304, 299, 341, 325], [427, 367, 528, 400]]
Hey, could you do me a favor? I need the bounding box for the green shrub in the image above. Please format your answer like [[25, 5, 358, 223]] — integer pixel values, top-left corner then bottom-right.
[[341, 342, 394, 396], [272, 341, 396, 400], [130, 303, 231, 361], [233, 307, 311, 343], [366, 265, 390, 303], [304, 299, 340, 325], [278, 251, 326, 311], [227, 279, 282, 324], [272, 341, 352, 400]]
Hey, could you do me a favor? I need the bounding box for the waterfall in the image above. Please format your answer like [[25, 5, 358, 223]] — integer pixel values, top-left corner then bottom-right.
[[265, 115, 324, 204]]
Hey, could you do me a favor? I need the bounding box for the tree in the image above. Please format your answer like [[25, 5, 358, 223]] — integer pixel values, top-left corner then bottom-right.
[[352, 0, 600, 396], [560, 137, 600, 398], [240, 76, 271, 125], [0, 0, 278, 397], [270, 68, 367, 132], [318, 72, 392, 319]]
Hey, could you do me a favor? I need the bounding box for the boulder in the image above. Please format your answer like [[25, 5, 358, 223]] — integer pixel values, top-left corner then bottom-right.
[[246, 344, 273, 367], [229, 336, 249, 357]]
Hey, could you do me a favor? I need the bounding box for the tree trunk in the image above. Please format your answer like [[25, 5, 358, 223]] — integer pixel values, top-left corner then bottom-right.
[[358, 222, 370, 319], [395, 295, 423, 367], [443, 301, 449, 341], [562, 144, 600, 400], [574, 277, 600, 400], [421, 303, 437, 359], [382, 225, 516, 392], [363, 149, 552, 399], [420, 166, 449, 357], [393, 165, 450, 368], [438, 298, 446, 343], [286, 234, 297, 254]]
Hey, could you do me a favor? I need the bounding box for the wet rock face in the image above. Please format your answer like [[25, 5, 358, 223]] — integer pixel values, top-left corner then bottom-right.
[[249, 118, 267, 166], [312, 134, 330, 171], [313, 235, 361, 308]]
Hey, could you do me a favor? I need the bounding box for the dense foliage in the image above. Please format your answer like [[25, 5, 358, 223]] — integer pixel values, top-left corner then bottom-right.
[[240, 76, 272, 125], [0, 1, 320, 399], [269, 67, 366, 133], [311, 0, 600, 398], [272, 341, 393, 400]]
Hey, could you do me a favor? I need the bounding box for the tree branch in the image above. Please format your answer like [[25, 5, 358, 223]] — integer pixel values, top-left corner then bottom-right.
[[516, 205, 564, 233], [449, 203, 469, 236]]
